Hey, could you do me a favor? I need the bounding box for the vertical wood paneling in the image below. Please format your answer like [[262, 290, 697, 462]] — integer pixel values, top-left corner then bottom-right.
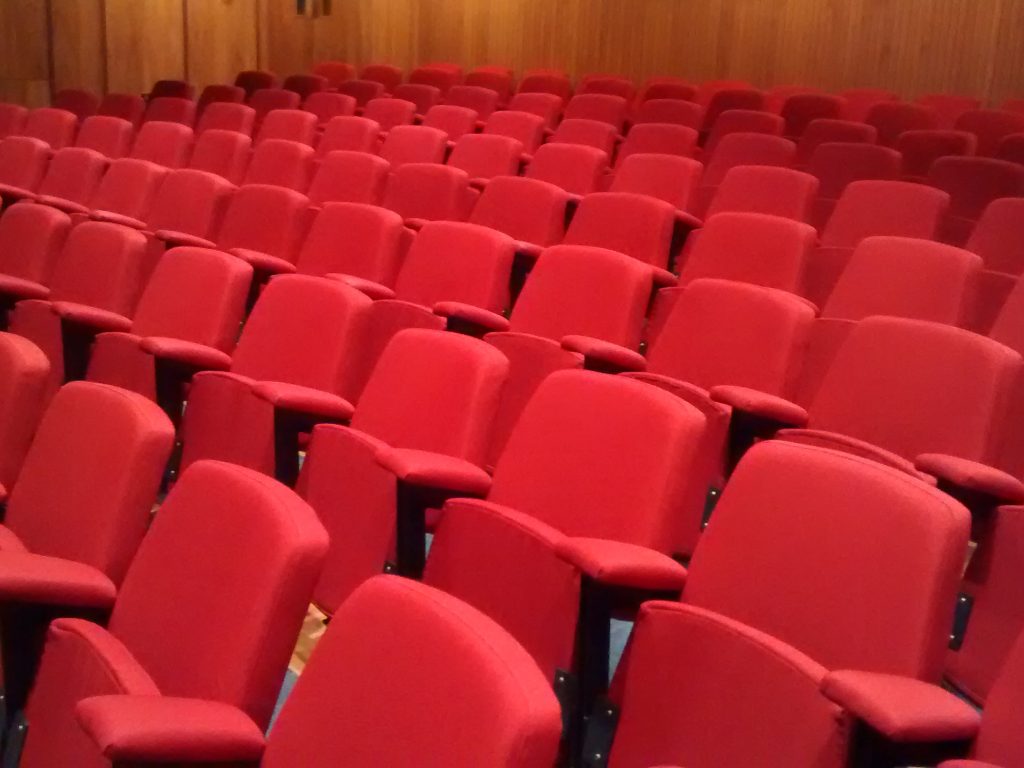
[[104, 0, 185, 93], [1, 0, 1021, 107], [49, 0, 106, 94], [186, 0, 259, 89]]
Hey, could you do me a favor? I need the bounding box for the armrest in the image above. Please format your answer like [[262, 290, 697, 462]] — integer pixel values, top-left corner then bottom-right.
[[821, 670, 981, 743], [76, 695, 266, 764], [51, 301, 133, 332], [433, 301, 510, 334], [90, 210, 148, 230], [556, 537, 686, 593], [375, 447, 492, 497], [153, 230, 218, 249], [324, 273, 396, 300], [710, 385, 809, 476], [650, 265, 679, 287], [403, 217, 429, 231], [252, 381, 355, 422], [709, 385, 809, 427], [0, 552, 117, 609], [139, 337, 232, 371], [561, 335, 647, 374], [915, 453, 1024, 512]]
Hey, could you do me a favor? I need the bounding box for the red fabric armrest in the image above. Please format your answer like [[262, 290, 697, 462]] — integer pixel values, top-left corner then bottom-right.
[[324, 273, 397, 300], [650, 265, 679, 287], [674, 210, 702, 230], [433, 301, 511, 332], [822, 670, 981, 743], [561, 335, 647, 373], [404, 217, 429, 231], [555, 537, 687, 592], [76, 695, 266, 764], [0, 552, 117, 608], [251, 381, 355, 422], [710, 385, 809, 427], [91, 210, 148, 230], [51, 301, 133, 332], [938, 761, 1003, 768], [229, 248, 297, 276], [915, 453, 1024, 507], [0, 483, 6, 505], [139, 337, 232, 370], [153, 230, 218, 249], [375, 447, 492, 496]]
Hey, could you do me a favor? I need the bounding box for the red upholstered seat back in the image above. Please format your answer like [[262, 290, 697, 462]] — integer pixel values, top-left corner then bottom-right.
[[484, 110, 546, 153], [308, 150, 389, 206], [263, 576, 561, 768], [0, 333, 50, 492], [196, 102, 256, 135], [230, 274, 369, 400], [129, 121, 194, 169], [189, 129, 251, 184], [363, 97, 416, 131], [5, 381, 172, 584], [0, 202, 71, 283], [821, 180, 949, 248], [866, 102, 938, 147], [469, 175, 568, 247], [383, 162, 473, 222], [611, 154, 703, 212], [448, 133, 523, 180], [317, 116, 380, 156], [564, 191, 676, 270], [144, 168, 235, 239], [216, 183, 311, 264], [648, 278, 815, 396], [808, 316, 1022, 464], [379, 125, 447, 168], [243, 139, 314, 191], [0, 136, 50, 190], [974, 631, 1024, 766], [616, 123, 698, 165], [75, 116, 134, 158], [256, 108, 317, 145], [23, 108, 78, 149], [36, 147, 108, 205], [489, 370, 706, 551], [707, 165, 819, 222], [685, 440, 970, 678], [509, 244, 652, 350], [967, 197, 1024, 275], [88, 158, 169, 220], [525, 143, 607, 195], [107, 460, 328, 729], [701, 132, 796, 187], [296, 201, 406, 282]]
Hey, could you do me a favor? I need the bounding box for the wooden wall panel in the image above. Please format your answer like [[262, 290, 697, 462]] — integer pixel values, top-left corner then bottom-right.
[[186, 0, 259, 89], [104, 0, 185, 94], [49, 0, 106, 94], [0, 0, 51, 106], [0, 0, 1021, 107]]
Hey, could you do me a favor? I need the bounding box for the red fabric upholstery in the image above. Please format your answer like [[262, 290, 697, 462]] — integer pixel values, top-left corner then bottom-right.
[[87, 158, 169, 221], [77, 696, 265, 763], [255, 108, 317, 145], [379, 125, 447, 168], [0, 136, 50, 196], [565, 94, 628, 132], [53, 88, 99, 120], [4, 382, 172, 585], [308, 150, 389, 206], [805, 316, 1022, 465], [781, 93, 846, 137], [375, 447, 492, 495], [446, 84, 499, 119], [955, 109, 1024, 157], [550, 117, 618, 157], [97, 93, 145, 128], [484, 110, 546, 154], [561, 334, 647, 372], [707, 165, 819, 223], [0, 103, 28, 139], [423, 105, 480, 141], [0, 203, 71, 296], [639, 78, 696, 104], [928, 157, 1024, 245], [702, 88, 765, 131], [808, 142, 902, 226], [703, 109, 784, 156], [252, 380, 354, 421], [129, 121, 194, 169], [632, 99, 704, 129], [711, 384, 810, 426], [316, 115, 380, 156], [899, 129, 978, 180], [216, 184, 312, 275], [556, 538, 687, 591], [383, 163, 476, 223], [465, 67, 514, 102], [32, 147, 108, 208], [685, 440, 970, 679], [916, 453, 1024, 503], [141, 336, 233, 368], [296, 201, 406, 286], [867, 101, 938, 147], [508, 92, 565, 130], [359, 64, 401, 92], [616, 124, 698, 166], [776, 428, 929, 479], [916, 95, 983, 128], [50, 300, 130, 332], [519, 72, 572, 102], [972, 630, 1024, 766], [564, 191, 677, 272], [243, 138, 314, 191], [525, 142, 608, 195], [234, 70, 279, 98], [676, 211, 816, 291], [448, 134, 523, 182], [821, 670, 981, 742], [508, 244, 652, 351], [73, 115, 134, 159], [469, 175, 568, 249], [434, 300, 509, 331], [249, 88, 301, 124], [188, 128, 251, 184], [263, 577, 561, 768], [23, 108, 77, 149], [697, 132, 796, 210], [196, 102, 255, 135], [143, 97, 196, 128], [20, 618, 160, 768], [363, 96, 416, 131], [795, 118, 876, 165], [580, 75, 636, 102], [606, 601, 844, 768], [303, 91, 356, 127], [0, 333, 49, 493], [0, 552, 116, 607], [144, 168, 236, 243], [611, 154, 703, 214], [967, 198, 1024, 331], [180, 276, 370, 472]]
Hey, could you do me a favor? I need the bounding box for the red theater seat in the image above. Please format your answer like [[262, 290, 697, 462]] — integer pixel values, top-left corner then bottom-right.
[[297, 330, 508, 611], [564, 94, 629, 133], [804, 179, 949, 307], [142, 97, 196, 127], [53, 89, 99, 121], [916, 93, 982, 129], [307, 150, 389, 206], [97, 93, 145, 128], [927, 157, 1024, 246], [26, 147, 109, 212], [525, 143, 608, 196], [214, 184, 312, 278], [611, 154, 703, 216], [359, 64, 402, 94], [0, 381, 172, 733], [580, 75, 636, 102], [409, 66, 459, 95], [85, 247, 252, 415], [188, 129, 251, 185], [363, 96, 417, 132], [839, 87, 899, 121], [599, 439, 972, 768], [633, 99, 704, 129], [80, 158, 169, 224], [379, 125, 447, 168], [129, 121, 194, 169], [867, 101, 938, 147], [22, 108, 78, 149], [196, 84, 245, 113], [469, 176, 570, 260], [302, 91, 356, 127], [963, 197, 1024, 332], [248, 88, 301, 126], [446, 84, 499, 120], [518, 72, 573, 102], [0, 332, 50, 495], [149, 80, 194, 100], [316, 115, 380, 156], [898, 129, 978, 180], [807, 142, 902, 228], [507, 92, 564, 129], [703, 109, 785, 157], [422, 105, 479, 142], [18, 459, 327, 768], [705, 165, 819, 223], [179, 275, 370, 482], [639, 77, 697, 104], [0, 136, 51, 203], [243, 138, 314, 191], [75, 576, 561, 768], [795, 118, 877, 166], [0, 103, 28, 140], [195, 102, 256, 135], [234, 70, 279, 99], [282, 73, 328, 100], [74, 116, 134, 158], [393, 84, 442, 117], [484, 110, 546, 154], [447, 133, 523, 183], [382, 163, 477, 227], [549, 118, 618, 158], [955, 109, 1024, 157], [0, 203, 72, 324], [466, 67, 514, 103], [702, 88, 765, 132], [781, 93, 846, 138], [695, 132, 797, 213], [338, 79, 386, 109], [254, 108, 317, 145], [616, 123, 698, 166], [312, 60, 356, 88]]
